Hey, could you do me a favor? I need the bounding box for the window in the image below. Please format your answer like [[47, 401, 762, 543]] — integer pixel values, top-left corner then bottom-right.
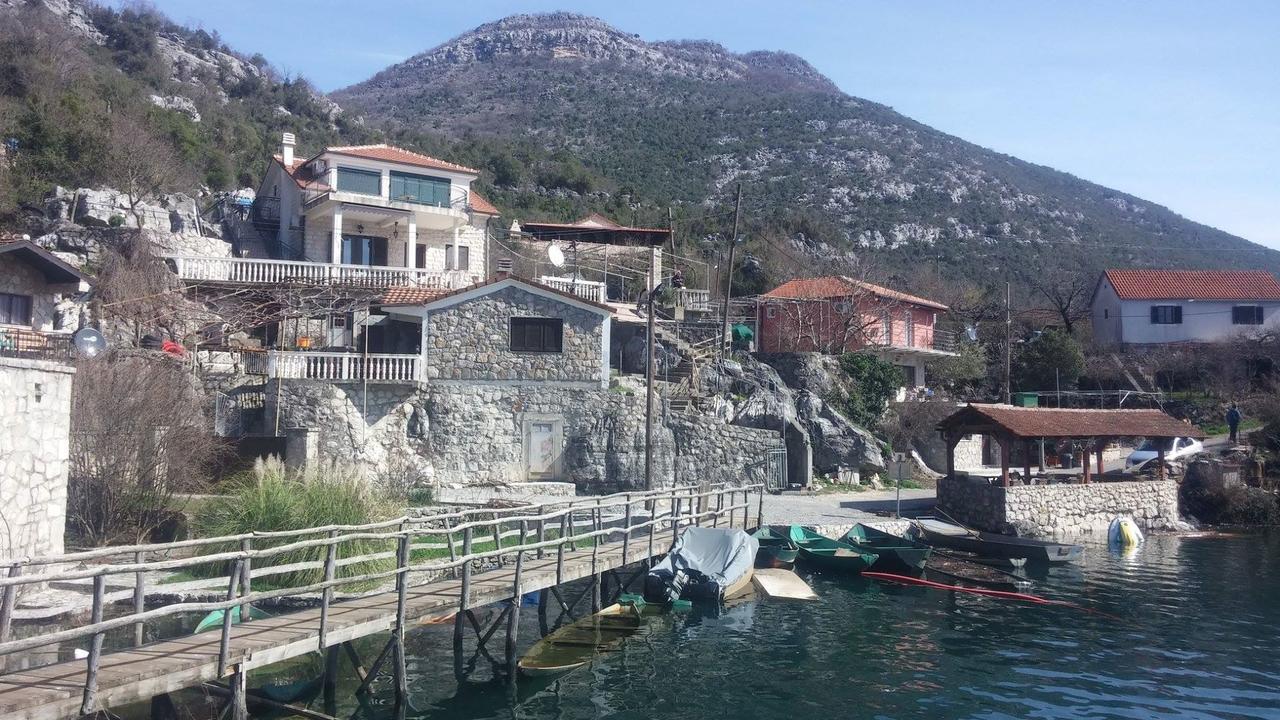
[[341, 235, 388, 266], [0, 293, 33, 326], [510, 317, 563, 353], [833, 300, 851, 314], [336, 166, 381, 196], [765, 305, 777, 319], [1150, 305, 1182, 324], [904, 310, 915, 347], [390, 172, 450, 207], [881, 311, 891, 344], [445, 244, 470, 271], [1104, 309, 1109, 319], [1232, 305, 1264, 325]]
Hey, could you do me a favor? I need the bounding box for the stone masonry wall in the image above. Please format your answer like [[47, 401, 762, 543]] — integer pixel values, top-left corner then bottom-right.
[[0, 358, 74, 559], [0, 254, 72, 332], [425, 285, 605, 386], [267, 380, 781, 493], [938, 476, 1180, 537]]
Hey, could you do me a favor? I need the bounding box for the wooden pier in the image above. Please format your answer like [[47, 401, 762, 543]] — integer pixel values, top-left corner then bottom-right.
[[0, 484, 762, 720]]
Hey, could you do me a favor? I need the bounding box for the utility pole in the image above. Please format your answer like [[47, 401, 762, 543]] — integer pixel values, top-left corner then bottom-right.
[[1005, 280, 1012, 405], [719, 183, 743, 359], [644, 244, 657, 491]]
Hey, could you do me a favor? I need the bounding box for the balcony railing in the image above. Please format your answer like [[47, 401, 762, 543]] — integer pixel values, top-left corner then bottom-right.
[[538, 275, 606, 303], [868, 327, 958, 354], [675, 288, 712, 312], [171, 256, 480, 290], [0, 327, 74, 362], [246, 350, 420, 382]]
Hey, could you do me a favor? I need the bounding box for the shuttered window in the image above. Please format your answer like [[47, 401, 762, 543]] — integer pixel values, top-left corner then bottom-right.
[[336, 166, 382, 196], [1150, 305, 1182, 324], [1232, 306, 1264, 325], [510, 317, 563, 353]]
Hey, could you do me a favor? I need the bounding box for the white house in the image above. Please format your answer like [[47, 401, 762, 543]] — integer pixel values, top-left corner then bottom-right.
[[1091, 269, 1280, 345]]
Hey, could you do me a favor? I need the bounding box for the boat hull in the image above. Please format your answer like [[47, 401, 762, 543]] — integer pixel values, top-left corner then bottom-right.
[[840, 525, 931, 573], [787, 525, 878, 574], [518, 604, 642, 676], [753, 526, 800, 568], [914, 519, 1083, 564]]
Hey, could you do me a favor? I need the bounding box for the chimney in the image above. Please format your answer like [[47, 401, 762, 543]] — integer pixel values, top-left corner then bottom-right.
[[281, 132, 296, 167], [496, 257, 513, 279]]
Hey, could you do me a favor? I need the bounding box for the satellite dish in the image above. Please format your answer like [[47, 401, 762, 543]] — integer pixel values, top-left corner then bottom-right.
[[547, 244, 566, 268], [72, 327, 108, 359]]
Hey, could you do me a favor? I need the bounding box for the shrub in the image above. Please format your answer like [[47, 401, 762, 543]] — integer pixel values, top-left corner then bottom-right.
[[192, 458, 400, 589], [832, 352, 904, 428]]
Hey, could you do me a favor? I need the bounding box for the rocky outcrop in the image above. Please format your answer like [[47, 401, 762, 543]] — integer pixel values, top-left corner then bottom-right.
[[149, 94, 201, 123]]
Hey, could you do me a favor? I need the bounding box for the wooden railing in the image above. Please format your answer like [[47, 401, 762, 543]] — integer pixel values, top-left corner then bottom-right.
[[537, 275, 606, 303], [171, 256, 481, 289], [0, 483, 763, 717]]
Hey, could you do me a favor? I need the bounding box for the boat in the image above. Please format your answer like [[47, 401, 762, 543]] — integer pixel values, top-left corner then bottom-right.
[[912, 518, 1083, 564], [752, 526, 799, 568], [644, 527, 757, 603], [786, 526, 878, 574], [922, 552, 1032, 592], [193, 604, 271, 634], [839, 524, 931, 573], [517, 603, 644, 676]]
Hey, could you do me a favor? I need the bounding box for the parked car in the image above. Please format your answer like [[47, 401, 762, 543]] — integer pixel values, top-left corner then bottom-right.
[[1125, 436, 1204, 469]]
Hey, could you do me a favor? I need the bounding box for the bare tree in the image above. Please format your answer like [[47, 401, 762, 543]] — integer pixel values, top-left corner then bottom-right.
[[1022, 270, 1093, 335], [68, 352, 220, 545], [104, 112, 193, 229]]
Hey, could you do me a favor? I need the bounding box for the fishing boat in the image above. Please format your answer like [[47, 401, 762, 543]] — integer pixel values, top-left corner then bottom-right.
[[923, 552, 1032, 591], [786, 526, 878, 574], [912, 518, 1083, 564], [839, 524, 931, 573], [644, 527, 758, 603], [752, 526, 799, 569], [518, 603, 644, 676]]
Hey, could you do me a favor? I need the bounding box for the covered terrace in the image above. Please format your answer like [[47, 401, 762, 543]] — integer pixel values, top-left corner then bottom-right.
[[937, 403, 1203, 486]]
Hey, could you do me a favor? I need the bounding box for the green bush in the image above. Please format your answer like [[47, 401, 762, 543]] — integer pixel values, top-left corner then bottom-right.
[[192, 458, 399, 589], [833, 353, 904, 428]]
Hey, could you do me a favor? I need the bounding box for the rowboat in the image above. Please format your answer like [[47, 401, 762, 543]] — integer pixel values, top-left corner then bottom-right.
[[752, 526, 800, 568], [912, 518, 1083, 564], [923, 552, 1032, 591], [194, 604, 271, 633], [786, 526, 878, 574], [839, 524, 931, 573], [518, 603, 643, 676], [644, 527, 758, 603]]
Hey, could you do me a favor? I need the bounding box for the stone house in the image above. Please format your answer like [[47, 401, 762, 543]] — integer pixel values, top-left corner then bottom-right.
[[0, 237, 89, 560]]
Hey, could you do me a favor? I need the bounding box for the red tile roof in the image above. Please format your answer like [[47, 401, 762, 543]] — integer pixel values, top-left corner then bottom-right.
[[380, 286, 451, 306], [469, 191, 499, 215], [763, 276, 949, 311], [273, 154, 330, 191], [939, 403, 1203, 439], [322, 144, 479, 175], [1104, 269, 1280, 301], [380, 273, 613, 312]]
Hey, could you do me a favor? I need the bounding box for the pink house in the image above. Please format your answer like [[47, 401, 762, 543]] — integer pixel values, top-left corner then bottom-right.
[[757, 276, 955, 392]]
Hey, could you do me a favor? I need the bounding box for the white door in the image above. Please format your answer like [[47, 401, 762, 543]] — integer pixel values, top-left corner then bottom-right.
[[526, 421, 560, 480]]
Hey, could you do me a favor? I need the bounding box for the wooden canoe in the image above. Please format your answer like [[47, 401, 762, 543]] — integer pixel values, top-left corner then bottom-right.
[[517, 603, 643, 676], [787, 525, 878, 574], [840, 524, 931, 573], [913, 518, 1083, 564]]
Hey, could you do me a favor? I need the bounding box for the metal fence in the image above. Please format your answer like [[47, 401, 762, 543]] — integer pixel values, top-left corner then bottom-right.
[[0, 328, 74, 362]]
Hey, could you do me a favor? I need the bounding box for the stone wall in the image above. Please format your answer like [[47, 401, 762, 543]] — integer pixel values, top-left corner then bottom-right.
[[267, 379, 781, 493], [0, 358, 74, 559], [938, 475, 1180, 538], [425, 285, 606, 387], [0, 254, 79, 332]]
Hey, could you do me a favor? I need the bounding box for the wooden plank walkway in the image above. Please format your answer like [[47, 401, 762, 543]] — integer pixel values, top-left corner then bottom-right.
[[0, 520, 725, 720]]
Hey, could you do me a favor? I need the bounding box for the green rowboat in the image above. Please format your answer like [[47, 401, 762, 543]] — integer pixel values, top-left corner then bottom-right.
[[840, 524, 931, 573], [786, 526, 878, 574], [752, 526, 799, 568]]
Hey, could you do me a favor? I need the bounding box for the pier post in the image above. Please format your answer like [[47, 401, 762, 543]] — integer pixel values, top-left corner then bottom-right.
[[228, 667, 248, 720], [647, 506, 656, 569], [218, 560, 242, 677], [319, 529, 337, 650], [538, 588, 550, 636], [79, 574, 105, 716], [535, 506, 546, 559], [133, 551, 146, 646], [323, 645, 340, 714], [0, 561, 23, 670], [622, 495, 633, 566], [453, 526, 473, 681], [672, 495, 682, 546], [239, 537, 252, 620], [756, 484, 764, 530], [506, 547, 524, 680], [392, 530, 410, 698], [591, 506, 602, 613]]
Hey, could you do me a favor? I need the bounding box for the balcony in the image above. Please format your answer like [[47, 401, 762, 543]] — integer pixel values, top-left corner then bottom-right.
[[171, 256, 481, 290], [867, 327, 958, 356], [538, 275, 606, 303], [244, 350, 420, 382], [0, 327, 74, 363]]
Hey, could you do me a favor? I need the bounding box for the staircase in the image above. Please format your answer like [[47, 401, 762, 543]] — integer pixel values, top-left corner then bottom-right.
[[654, 325, 720, 413], [1110, 352, 1157, 393]]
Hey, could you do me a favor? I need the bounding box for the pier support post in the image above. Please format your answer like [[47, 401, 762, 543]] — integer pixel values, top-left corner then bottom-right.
[[506, 548, 524, 681], [228, 667, 248, 720], [392, 531, 410, 699], [149, 693, 178, 720], [453, 527, 473, 681], [323, 645, 340, 714], [591, 506, 602, 613]]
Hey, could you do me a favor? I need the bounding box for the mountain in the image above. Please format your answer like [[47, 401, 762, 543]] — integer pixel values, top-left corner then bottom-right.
[[333, 12, 1278, 281]]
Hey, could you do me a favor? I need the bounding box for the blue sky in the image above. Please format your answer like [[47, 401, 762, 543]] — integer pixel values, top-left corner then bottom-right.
[[133, 1, 1280, 248]]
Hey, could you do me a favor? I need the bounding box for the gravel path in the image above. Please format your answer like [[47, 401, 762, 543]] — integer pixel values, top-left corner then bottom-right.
[[760, 488, 937, 527]]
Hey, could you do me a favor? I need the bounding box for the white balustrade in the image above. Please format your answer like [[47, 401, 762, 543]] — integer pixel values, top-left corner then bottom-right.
[[172, 256, 478, 290], [537, 275, 607, 303], [262, 351, 420, 382]]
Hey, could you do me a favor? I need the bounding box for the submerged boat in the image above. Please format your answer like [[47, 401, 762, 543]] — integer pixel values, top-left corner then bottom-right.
[[752, 526, 800, 569], [787, 526, 878, 574], [840, 524, 931, 573], [912, 518, 1083, 565], [923, 552, 1032, 591], [644, 527, 757, 603], [518, 603, 644, 676], [193, 604, 271, 634]]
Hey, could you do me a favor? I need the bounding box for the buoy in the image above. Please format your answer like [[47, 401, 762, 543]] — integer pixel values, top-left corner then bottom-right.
[[1108, 516, 1144, 548]]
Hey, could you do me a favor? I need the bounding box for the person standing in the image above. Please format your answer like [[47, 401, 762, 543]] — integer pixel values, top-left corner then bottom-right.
[[1226, 403, 1243, 445]]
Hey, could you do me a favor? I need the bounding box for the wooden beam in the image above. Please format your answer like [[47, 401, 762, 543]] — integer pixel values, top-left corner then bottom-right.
[[1082, 446, 1092, 485], [1022, 440, 1033, 485], [998, 435, 1011, 487]]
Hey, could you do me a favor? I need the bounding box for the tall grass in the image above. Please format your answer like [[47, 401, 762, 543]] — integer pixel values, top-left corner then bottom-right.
[[191, 458, 399, 590]]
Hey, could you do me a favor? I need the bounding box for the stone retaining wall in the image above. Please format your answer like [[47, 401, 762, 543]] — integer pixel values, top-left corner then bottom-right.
[[938, 476, 1180, 537], [0, 357, 74, 559]]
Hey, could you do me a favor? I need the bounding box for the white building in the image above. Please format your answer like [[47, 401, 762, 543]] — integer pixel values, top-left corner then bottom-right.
[[1091, 269, 1280, 345]]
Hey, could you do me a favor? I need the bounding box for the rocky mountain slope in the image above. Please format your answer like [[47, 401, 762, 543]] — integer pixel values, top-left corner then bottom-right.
[[334, 13, 1278, 277]]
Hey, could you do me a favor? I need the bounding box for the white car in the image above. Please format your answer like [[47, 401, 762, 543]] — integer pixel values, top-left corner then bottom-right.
[[1125, 436, 1204, 469]]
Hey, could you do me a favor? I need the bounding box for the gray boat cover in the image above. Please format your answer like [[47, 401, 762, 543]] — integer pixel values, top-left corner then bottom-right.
[[652, 527, 758, 594]]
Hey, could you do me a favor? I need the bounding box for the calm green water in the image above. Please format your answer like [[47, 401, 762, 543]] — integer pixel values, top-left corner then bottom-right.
[[328, 531, 1280, 720]]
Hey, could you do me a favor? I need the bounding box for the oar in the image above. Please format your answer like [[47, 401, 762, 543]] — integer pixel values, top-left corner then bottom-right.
[[863, 572, 1120, 619]]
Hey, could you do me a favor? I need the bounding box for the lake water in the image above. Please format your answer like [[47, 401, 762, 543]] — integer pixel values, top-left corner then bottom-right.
[[134, 530, 1280, 719]]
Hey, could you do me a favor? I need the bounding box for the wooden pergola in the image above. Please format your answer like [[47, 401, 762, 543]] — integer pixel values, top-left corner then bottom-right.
[[937, 403, 1204, 486]]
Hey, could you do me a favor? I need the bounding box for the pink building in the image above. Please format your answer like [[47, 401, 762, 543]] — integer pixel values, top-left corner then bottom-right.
[[757, 276, 955, 392]]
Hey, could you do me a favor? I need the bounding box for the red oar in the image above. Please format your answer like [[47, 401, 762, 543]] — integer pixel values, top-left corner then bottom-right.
[[863, 571, 1119, 619]]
